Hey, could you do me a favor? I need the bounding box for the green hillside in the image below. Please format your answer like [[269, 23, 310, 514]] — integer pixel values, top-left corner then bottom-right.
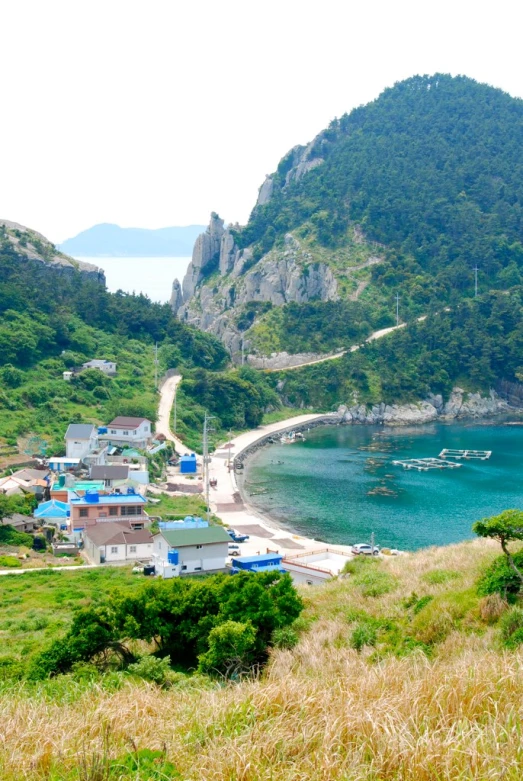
[[0, 226, 274, 454]]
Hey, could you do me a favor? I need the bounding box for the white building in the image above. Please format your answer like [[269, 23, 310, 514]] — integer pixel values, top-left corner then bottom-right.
[[282, 549, 354, 585], [65, 424, 99, 460], [82, 360, 117, 375], [152, 522, 230, 578], [83, 522, 153, 564], [102, 417, 152, 449]]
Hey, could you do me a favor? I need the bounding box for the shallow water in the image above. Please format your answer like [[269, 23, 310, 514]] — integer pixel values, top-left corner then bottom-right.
[[244, 421, 523, 550]]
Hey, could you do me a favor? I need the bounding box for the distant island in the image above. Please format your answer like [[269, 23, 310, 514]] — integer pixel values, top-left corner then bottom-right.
[[58, 223, 206, 257]]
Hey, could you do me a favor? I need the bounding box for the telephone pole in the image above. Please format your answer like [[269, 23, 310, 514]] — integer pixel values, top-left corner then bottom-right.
[[395, 294, 400, 326], [474, 265, 479, 298], [241, 336, 245, 366], [202, 413, 214, 523]]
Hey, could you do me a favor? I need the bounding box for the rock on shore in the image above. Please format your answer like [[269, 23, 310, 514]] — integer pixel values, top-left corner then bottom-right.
[[337, 387, 511, 426]]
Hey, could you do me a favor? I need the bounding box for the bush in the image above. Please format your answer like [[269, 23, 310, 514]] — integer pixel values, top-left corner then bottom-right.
[[479, 594, 509, 624], [500, 607, 523, 648], [0, 555, 22, 568], [353, 568, 397, 598], [128, 655, 174, 686], [350, 622, 377, 652], [272, 626, 299, 650], [198, 620, 257, 677], [0, 525, 33, 547], [477, 551, 523, 603], [111, 748, 180, 780]]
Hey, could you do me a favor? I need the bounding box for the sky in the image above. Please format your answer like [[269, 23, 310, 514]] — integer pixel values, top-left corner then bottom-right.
[[2, 0, 523, 244]]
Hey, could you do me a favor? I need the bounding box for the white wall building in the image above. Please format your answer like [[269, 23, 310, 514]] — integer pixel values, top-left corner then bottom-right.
[[102, 417, 152, 449], [282, 549, 354, 585], [82, 360, 117, 374], [152, 523, 230, 578], [83, 522, 153, 564], [65, 424, 99, 460]]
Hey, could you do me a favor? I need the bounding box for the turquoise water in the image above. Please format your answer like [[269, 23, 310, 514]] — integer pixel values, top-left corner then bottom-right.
[[243, 422, 523, 551]]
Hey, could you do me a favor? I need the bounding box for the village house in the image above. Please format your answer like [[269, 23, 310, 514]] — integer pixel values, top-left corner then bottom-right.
[[64, 424, 99, 460], [152, 520, 230, 578], [1, 513, 40, 533], [82, 359, 117, 375], [83, 522, 153, 564], [69, 490, 148, 531], [89, 464, 130, 487], [100, 417, 153, 450]]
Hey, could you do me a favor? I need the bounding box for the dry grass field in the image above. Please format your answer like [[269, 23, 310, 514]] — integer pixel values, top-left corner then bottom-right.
[[1, 538, 523, 780]]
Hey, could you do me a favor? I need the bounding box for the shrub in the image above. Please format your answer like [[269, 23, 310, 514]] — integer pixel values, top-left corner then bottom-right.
[[422, 569, 462, 585], [350, 622, 377, 652], [198, 620, 257, 678], [0, 525, 33, 547], [111, 748, 180, 780], [128, 655, 174, 686], [500, 607, 523, 648], [0, 555, 21, 568], [353, 567, 397, 597], [477, 551, 523, 603], [272, 626, 299, 650]]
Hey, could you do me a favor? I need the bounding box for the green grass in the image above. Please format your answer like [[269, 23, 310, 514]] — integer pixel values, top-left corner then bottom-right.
[[147, 492, 207, 519], [0, 567, 143, 666]]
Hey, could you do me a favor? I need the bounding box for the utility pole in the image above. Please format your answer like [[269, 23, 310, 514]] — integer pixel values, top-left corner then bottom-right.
[[370, 531, 375, 552], [395, 294, 400, 327], [154, 342, 158, 390], [241, 336, 245, 366], [202, 413, 214, 524], [474, 265, 479, 298], [227, 429, 232, 471]]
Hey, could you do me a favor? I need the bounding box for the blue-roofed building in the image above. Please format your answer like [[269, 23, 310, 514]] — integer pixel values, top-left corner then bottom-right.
[[70, 490, 148, 530], [34, 500, 70, 523], [231, 553, 285, 574]]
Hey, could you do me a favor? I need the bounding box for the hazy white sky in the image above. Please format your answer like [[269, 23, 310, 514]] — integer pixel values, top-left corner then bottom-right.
[[2, 0, 522, 244]]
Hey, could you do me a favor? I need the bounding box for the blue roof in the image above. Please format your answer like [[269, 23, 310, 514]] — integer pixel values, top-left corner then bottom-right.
[[70, 493, 146, 506], [34, 500, 70, 519], [233, 554, 283, 565]]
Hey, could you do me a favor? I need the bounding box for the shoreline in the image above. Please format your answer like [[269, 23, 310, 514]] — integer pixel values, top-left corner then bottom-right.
[[207, 413, 360, 558], [207, 410, 523, 556]]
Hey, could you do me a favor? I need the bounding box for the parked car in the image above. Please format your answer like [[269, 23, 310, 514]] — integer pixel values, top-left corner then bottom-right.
[[351, 543, 380, 556], [229, 549, 241, 557], [227, 529, 249, 543]]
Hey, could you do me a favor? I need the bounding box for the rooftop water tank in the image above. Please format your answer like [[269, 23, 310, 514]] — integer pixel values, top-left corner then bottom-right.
[[85, 490, 99, 503], [58, 474, 66, 488], [98, 426, 108, 434], [167, 549, 179, 565]]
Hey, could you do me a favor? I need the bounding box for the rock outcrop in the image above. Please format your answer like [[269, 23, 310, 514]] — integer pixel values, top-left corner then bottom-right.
[[0, 219, 105, 282], [181, 212, 225, 301], [170, 279, 183, 312], [335, 388, 511, 426]]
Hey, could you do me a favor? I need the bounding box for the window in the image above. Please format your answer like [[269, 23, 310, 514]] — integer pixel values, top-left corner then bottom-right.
[[99, 512, 107, 518], [129, 545, 136, 553], [194, 566, 202, 571], [123, 430, 129, 435], [110, 546, 118, 554], [181, 565, 187, 571], [133, 430, 137, 434], [123, 506, 142, 516], [109, 507, 118, 516], [110, 430, 117, 434], [79, 508, 88, 518], [196, 544, 203, 550]]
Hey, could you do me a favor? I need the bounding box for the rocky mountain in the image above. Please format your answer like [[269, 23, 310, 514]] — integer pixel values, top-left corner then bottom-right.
[[174, 74, 523, 366], [0, 220, 104, 282], [59, 223, 205, 257]]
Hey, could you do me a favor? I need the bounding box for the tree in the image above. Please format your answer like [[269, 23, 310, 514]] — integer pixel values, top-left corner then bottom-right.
[[473, 510, 523, 586], [197, 620, 257, 678]]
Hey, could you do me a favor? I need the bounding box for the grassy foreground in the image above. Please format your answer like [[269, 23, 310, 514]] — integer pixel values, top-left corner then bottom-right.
[[2, 539, 523, 779]]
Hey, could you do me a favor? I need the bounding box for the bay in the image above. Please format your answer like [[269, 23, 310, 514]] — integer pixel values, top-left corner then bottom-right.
[[244, 421, 523, 551], [73, 256, 191, 303]]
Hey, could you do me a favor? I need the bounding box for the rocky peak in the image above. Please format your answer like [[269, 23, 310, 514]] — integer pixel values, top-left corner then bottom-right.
[[181, 213, 225, 301], [170, 278, 183, 312]]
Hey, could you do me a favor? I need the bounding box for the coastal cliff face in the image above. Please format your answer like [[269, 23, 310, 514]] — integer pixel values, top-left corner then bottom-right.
[[176, 217, 340, 355], [0, 220, 105, 283], [336, 388, 511, 426]]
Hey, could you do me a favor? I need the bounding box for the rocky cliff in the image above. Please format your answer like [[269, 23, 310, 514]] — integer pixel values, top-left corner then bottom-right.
[[335, 388, 511, 426], [0, 220, 105, 282], [175, 214, 346, 357]]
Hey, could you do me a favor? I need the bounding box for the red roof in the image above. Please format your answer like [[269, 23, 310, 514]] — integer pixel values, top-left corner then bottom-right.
[[108, 416, 149, 429]]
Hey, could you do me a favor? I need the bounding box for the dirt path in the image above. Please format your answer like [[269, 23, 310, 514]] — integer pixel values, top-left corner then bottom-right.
[[156, 375, 187, 453]]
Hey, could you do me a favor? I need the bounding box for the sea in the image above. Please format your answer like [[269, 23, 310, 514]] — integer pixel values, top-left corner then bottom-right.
[[75, 256, 192, 303], [243, 421, 523, 551]]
